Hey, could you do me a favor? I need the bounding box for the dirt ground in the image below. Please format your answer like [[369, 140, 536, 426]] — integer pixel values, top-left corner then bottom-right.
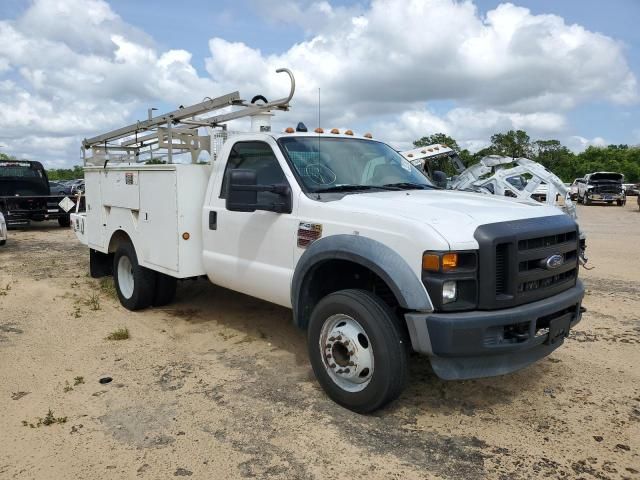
[[1, 202, 639, 480]]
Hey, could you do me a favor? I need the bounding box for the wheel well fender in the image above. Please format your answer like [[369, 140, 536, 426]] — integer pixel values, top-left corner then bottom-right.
[[291, 235, 433, 329], [108, 230, 134, 254]]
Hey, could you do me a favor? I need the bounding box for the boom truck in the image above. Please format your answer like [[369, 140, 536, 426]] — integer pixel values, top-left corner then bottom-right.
[[71, 69, 585, 412]]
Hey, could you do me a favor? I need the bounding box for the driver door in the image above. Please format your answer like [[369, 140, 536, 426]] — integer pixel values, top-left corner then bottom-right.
[[203, 140, 297, 307]]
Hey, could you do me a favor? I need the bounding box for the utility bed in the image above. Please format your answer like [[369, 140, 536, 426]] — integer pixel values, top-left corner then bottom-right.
[[74, 163, 210, 278]]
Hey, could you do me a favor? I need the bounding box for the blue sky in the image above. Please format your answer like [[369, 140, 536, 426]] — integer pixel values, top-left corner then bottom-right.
[[0, 0, 638, 166], [105, 0, 640, 146]]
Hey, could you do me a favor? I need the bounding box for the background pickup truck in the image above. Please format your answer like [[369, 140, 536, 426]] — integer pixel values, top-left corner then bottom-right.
[[577, 172, 626, 206], [0, 160, 85, 227]]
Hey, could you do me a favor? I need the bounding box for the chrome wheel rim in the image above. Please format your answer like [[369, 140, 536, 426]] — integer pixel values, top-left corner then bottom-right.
[[319, 314, 374, 392], [117, 255, 135, 299]]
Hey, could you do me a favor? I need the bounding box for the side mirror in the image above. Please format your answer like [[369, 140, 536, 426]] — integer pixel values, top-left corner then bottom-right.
[[226, 169, 258, 212], [225, 169, 292, 213], [432, 170, 448, 189]]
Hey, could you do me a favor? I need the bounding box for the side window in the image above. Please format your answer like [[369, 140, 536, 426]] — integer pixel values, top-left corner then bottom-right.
[[220, 141, 287, 204]]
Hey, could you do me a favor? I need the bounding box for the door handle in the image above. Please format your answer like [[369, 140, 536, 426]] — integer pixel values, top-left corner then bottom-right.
[[209, 211, 217, 230]]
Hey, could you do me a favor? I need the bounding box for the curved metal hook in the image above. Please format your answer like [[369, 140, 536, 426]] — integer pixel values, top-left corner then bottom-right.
[[266, 68, 295, 108]]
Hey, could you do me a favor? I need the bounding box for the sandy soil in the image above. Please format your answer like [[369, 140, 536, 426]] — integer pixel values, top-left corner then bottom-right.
[[0, 202, 639, 480]]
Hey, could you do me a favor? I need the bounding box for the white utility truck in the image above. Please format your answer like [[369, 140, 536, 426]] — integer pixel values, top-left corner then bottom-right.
[[72, 69, 585, 412]]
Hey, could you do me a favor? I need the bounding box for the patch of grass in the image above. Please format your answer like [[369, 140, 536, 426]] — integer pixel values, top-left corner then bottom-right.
[[63, 381, 73, 393], [0, 283, 11, 296], [106, 327, 130, 341], [85, 293, 101, 311], [73, 376, 84, 386], [41, 409, 67, 426], [22, 409, 67, 428], [72, 305, 82, 318], [99, 278, 118, 300]]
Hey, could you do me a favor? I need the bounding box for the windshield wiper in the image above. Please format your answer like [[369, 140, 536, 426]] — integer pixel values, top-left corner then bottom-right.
[[382, 182, 436, 190], [314, 184, 401, 193]]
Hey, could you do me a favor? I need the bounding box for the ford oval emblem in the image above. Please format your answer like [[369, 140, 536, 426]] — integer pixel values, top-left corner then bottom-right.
[[545, 254, 564, 270]]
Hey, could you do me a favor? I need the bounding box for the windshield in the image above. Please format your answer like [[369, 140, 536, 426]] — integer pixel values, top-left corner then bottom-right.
[[278, 137, 433, 193]]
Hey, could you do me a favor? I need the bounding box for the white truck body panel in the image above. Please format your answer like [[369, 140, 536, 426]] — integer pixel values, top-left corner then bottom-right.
[[79, 164, 210, 278]]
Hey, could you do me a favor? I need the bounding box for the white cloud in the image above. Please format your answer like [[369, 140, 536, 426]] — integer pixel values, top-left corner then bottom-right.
[[0, 0, 637, 165], [565, 135, 607, 153]]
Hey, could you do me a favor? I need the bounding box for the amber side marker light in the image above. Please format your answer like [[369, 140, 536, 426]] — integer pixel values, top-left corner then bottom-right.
[[423, 253, 459, 272], [442, 253, 458, 271], [364, 132, 373, 139], [422, 254, 440, 272], [182, 232, 190, 240], [330, 128, 340, 134], [284, 127, 295, 133], [314, 127, 324, 134], [344, 130, 354, 136]]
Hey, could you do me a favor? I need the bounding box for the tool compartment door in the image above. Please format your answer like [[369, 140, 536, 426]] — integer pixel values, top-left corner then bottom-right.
[[139, 170, 179, 272]]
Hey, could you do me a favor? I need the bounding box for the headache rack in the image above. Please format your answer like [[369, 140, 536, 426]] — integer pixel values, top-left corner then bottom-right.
[[81, 68, 295, 166]]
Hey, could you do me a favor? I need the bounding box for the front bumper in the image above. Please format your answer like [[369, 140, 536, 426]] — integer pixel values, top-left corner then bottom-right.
[[587, 192, 624, 202], [405, 281, 585, 380]]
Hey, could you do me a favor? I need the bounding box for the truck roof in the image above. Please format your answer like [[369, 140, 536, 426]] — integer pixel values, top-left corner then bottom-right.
[[268, 131, 377, 142]]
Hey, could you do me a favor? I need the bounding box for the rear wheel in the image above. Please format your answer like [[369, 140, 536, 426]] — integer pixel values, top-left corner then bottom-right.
[[113, 242, 156, 311], [153, 273, 177, 307], [307, 289, 408, 413], [617, 199, 625, 206]]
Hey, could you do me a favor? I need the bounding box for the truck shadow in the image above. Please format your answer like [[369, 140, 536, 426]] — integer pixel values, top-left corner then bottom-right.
[[166, 278, 550, 415]]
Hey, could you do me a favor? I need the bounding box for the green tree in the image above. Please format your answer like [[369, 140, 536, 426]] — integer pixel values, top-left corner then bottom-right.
[[489, 130, 532, 159], [413, 133, 460, 151]]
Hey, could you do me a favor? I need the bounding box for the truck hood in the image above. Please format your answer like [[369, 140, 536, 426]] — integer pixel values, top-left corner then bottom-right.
[[590, 172, 623, 182], [329, 190, 566, 249]]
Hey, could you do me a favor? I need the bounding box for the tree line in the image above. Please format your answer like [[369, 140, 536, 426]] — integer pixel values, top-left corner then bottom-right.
[[4, 130, 640, 183], [414, 130, 640, 183]]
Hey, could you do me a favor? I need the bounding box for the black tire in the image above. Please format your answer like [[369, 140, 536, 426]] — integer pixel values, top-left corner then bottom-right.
[[113, 242, 156, 311], [617, 200, 624, 206], [307, 289, 409, 413], [584, 195, 591, 205], [58, 215, 71, 227], [153, 273, 177, 307]]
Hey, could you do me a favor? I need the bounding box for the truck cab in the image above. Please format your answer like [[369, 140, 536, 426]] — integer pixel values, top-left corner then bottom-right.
[[71, 71, 584, 412]]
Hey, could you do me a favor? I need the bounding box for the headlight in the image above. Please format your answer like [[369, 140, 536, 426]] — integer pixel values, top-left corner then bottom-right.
[[422, 250, 478, 311], [442, 280, 457, 304]]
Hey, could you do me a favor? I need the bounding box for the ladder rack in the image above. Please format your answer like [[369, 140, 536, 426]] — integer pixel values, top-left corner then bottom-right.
[[82, 68, 295, 165]]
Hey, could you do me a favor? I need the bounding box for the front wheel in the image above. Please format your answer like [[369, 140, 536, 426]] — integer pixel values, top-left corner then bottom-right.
[[307, 289, 408, 413], [113, 242, 156, 311]]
